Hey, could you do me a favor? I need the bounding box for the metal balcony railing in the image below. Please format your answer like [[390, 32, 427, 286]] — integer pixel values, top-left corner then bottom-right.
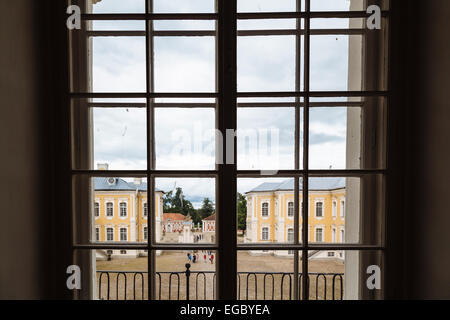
[[96, 263, 344, 300]]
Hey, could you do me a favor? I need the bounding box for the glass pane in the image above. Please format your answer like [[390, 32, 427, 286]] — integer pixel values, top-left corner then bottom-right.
[[92, 37, 146, 93], [302, 176, 384, 245], [155, 108, 215, 170], [238, 178, 301, 244], [93, 108, 147, 170], [75, 249, 149, 300], [237, 108, 297, 170], [311, 0, 363, 11], [238, 36, 297, 92], [310, 18, 364, 29], [308, 97, 386, 170], [156, 250, 217, 300], [238, 0, 296, 13], [154, 0, 216, 13], [155, 178, 216, 244], [91, 20, 146, 31], [301, 250, 383, 300], [154, 20, 215, 31], [154, 37, 216, 92], [237, 251, 295, 300], [310, 35, 357, 91], [238, 19, 297, 30], [87, 0, 145, 13]]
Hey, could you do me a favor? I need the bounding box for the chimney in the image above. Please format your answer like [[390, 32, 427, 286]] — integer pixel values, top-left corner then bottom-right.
[[97, 163, 109, 170], [134, 178, 142, 185]]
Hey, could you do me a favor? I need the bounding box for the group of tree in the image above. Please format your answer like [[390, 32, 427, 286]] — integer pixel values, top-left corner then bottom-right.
[[162, 187, 248, 231]]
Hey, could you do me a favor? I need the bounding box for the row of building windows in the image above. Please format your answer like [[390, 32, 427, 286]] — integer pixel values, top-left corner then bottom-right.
[[260, 226, 345, 243], [261, 200, 345, 218], [94, 202, 148, 218], [95, 226, 148, 242]]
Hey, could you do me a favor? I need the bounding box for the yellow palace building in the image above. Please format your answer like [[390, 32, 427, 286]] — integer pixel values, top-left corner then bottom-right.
[[245, 178, 346, 259], [93, 176, 164, 259]]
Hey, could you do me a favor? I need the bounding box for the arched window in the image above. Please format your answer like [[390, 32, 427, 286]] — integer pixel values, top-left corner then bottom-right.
[[287, 202, 294, 217], [106, 202, 113, 217], [261, 202, 269, 217], [340, 200, 345, 218], [119, 202, 127, 217], [332, 200, 337, 217]]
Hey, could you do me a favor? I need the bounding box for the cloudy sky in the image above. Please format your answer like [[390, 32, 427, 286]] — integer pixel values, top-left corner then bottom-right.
[[89, 0, 356, 207]]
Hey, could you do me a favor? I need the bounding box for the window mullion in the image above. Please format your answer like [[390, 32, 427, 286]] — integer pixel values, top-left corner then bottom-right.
[[216, 0, 237, 300]]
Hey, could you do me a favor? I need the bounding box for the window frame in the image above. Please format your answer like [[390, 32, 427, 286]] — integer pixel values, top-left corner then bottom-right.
[[67, 0, 390, 301]]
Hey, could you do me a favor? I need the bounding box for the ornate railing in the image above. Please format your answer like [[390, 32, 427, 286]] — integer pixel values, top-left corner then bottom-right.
[[96, 264, 344, 300]]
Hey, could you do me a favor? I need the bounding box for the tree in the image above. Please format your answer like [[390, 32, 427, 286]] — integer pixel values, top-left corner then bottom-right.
[[199, 198, 215, 220], [163, 187, 196, 217], [237, 193, 247, 231]]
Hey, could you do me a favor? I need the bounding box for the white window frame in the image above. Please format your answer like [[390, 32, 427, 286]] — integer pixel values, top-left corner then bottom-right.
[[119, 201, 127, 219], [95, 226, 100, 241], [143, 201, 148, 219], [94, 201, 100, 218], [315, 226, 324, 243], [287, 201, 294, 218], [143, 225, 148, 241], [332, 199, 337, 218], [340, 198, 345, 218], [119, 227, 128, 241], [261, 226, 270, 241], [106, 227, 114, 242], [315, 199, 324, 219], [261, 201, 269, 218], [105, 201, 114, 219]]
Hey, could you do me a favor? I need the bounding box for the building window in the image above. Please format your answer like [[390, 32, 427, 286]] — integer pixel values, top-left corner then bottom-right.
[[95, 227, 100, 241], [106, 228, 114, 241], [328, 252, 335, 257], [315, 202, 323, 218], [261, 202, 269, 217], [120, 250, 127, 255], [143, 226, 148, 241], [315, 228, 323, 243], [287, 228, 294, 243], [119, 202, 127, 217], [143, 202, 148, 218], [120, 228, 127, 241], [106, 202, 113, 217], [332, 228, 336, 243], [287, 201, 294, 217], [340, 200, 345, 218], [332, 200, 337, 218], [261, 227, 269, 241], [94, 202, 99, 217], [340, 229, 345, 243]]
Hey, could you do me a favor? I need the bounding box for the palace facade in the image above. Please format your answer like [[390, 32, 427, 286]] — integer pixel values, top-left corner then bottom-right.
[[245, 178, 346, 259]]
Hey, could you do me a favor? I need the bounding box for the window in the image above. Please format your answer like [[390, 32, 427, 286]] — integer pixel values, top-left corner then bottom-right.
[[328, 252, 335, 257], [120, 228, 127, 241], [106, 202, 113, 217], [119, 202, 127, 217], [94, 202, 99, 217], [261, 202, 269, 217], [340, 200, 345, 218], [261, 227, 269, 241], [332, 200, 337, 218], [315, 201, 323, 218], [106, 228, 114, 242], [143, 202, 148, 218], [95, 227, 99, 241], [315, 228, 323, 243], [287, 228, 294, 243], [69, 0, 389, 301], [143, 226, 148, 241], [332, 228, 336, 243], [287, 201, 294, 217], [340, 229, 345, 243]]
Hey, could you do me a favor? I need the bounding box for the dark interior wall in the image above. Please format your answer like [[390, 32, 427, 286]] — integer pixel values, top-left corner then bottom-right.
[[0, 0, 50, 299], [407, 0, 450, 299]]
